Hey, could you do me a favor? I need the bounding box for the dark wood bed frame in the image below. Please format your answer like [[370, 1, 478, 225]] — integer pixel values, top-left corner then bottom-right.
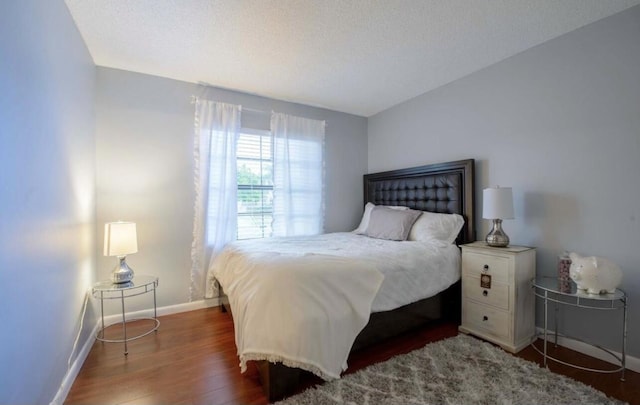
[[228, 159, 476, 402]]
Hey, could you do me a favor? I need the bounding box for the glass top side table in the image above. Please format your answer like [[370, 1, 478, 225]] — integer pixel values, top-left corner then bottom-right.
[[532, 276, 627, 381], [92, 275, 160, 355]]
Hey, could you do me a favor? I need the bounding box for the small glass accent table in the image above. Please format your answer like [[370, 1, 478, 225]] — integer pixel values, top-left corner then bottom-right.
[[532, 277, 627, 381], [92, 275, 160, 355]]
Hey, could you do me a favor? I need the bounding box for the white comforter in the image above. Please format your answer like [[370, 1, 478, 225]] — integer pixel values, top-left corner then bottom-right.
[[209, 232, 460, 380]]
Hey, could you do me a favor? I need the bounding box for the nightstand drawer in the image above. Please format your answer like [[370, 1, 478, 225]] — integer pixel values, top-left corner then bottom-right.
[[463, 276, 510, 310], [462, 252, 510, 283], [463, 302, 510, 340]]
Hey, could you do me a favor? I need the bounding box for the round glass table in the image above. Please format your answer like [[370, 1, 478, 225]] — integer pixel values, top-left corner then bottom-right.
[[532, 276, 627, 381], [92, 275, 160, 355]]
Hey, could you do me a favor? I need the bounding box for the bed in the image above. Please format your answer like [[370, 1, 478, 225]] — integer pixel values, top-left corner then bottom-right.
[[213, 159, 475, 401]]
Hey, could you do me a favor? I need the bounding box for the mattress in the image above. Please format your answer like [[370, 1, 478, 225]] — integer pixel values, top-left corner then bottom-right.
[[209, 232, 461, 312]]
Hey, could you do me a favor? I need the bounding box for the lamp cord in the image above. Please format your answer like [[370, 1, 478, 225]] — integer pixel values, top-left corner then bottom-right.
[[67, 292, 89, 370]]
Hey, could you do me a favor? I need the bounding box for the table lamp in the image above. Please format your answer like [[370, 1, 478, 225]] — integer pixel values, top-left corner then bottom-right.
[[483, 186, 514, 247], [104, 221, 138, 283]]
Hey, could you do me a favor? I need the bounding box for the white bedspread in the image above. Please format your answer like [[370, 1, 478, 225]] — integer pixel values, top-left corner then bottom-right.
[[209, 232, 460, 380]]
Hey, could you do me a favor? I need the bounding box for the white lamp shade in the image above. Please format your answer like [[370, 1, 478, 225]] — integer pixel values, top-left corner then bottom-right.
[[104, 222, 138, 256], [483, 187, 514, 219]]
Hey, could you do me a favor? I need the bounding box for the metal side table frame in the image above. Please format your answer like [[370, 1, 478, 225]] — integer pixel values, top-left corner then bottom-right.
[[92, 275, 160, 355], [532, 277, 627, 381]]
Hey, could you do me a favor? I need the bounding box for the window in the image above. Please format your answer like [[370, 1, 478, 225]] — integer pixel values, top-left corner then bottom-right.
[[236, 129, 273, 240]]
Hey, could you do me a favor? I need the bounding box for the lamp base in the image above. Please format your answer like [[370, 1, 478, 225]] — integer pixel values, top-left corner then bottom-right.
[[485, 219, 510, 247], [112, 256, 135, 284]]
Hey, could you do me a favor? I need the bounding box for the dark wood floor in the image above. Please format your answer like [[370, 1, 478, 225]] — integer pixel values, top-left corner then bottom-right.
[[66, 307, 638, 404]]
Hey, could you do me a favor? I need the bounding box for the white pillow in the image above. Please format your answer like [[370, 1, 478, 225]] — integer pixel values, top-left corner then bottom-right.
[[408, 211, 465, 244], [365, 207, 422, 241], [353, 202, 410, 234]]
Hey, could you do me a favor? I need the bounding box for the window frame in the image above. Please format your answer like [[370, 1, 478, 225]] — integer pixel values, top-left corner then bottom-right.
[[236, 127, 274, 240]]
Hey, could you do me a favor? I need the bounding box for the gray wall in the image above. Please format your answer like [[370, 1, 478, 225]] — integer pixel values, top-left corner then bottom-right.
[[368, 6, 640, 357], [95, 67, 368, 312], [0, 1, 97, 403]]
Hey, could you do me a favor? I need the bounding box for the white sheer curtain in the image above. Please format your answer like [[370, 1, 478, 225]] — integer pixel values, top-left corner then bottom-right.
[[271, 112, 325, 237], [191, 100, 241, 300]]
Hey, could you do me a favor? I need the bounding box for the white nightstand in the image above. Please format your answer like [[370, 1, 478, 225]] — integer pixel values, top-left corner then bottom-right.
[[458, 241, 536, 353]]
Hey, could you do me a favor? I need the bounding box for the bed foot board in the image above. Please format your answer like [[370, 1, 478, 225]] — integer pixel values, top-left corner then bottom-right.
[[255, 360, 306, 402]]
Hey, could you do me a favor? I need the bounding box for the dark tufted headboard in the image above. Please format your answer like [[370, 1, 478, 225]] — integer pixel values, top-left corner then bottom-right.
[[364, 159, 475, 244]]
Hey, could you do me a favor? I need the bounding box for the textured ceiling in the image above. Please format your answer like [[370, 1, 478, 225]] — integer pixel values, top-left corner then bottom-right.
[[65, 0, 640, 117]]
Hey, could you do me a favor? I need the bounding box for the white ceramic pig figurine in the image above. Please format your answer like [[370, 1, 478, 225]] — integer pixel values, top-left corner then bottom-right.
[[569, 252, 622, 294]]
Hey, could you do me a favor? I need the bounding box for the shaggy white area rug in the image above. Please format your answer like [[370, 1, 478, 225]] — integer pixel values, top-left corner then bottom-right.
[[276, 334, 625, 405]]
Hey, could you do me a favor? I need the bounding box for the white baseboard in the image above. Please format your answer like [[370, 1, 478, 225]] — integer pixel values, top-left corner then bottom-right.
[[101, 296, 221, 324], [51, 297, 222, 405], [535, 327, 639, 373], [50, 321, 100, 405]]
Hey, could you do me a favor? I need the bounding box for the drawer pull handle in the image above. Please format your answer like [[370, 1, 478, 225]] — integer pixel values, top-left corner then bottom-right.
[[483, 316, 488, 321], [483, 264, 489, 271], [483, 290, 488, 297]]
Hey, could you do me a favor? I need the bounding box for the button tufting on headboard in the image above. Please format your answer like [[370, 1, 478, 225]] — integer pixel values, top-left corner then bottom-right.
[[371, 174, 460, 213]]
